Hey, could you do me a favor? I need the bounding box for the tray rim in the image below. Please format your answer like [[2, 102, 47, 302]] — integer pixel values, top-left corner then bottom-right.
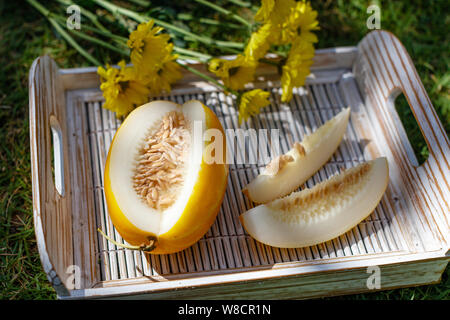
[[66, 251, 448, 299], [29, 30, 450, 299]]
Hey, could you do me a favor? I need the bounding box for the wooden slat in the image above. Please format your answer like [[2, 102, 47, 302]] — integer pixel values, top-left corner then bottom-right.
[[87, 102, 120, 280], [337, 76, 411, 253], [66, 93, 99, 289]]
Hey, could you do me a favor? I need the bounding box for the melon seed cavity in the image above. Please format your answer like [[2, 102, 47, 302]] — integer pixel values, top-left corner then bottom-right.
[[133, 111, 191, 210]]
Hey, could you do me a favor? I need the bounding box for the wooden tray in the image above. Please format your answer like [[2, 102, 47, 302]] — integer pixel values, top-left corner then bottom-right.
[[29, 30, 449, 299]]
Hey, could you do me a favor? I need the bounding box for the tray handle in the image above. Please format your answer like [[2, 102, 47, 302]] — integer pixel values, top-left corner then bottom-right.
[[355, 30, 450, 252], [49, 115, 65, 196], [29, 55, 73, 296]]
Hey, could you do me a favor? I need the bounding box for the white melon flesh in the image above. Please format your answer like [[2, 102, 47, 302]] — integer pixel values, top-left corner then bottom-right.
[[243, 107, 351, 204], [240, 157, 389, 248], [107, 100, 205, 236]]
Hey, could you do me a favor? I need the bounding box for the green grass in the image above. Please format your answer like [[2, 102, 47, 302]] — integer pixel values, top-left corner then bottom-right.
[[0, 0, 448, 300]]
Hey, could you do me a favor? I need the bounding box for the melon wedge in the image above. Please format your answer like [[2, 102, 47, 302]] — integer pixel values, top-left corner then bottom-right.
[[104, 100, 228, 254], [240, 157, 389, 248], [242, 107, 351, 203]]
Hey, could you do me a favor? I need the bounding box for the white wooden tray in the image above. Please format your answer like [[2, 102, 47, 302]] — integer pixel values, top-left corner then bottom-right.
[[29, 30, 449, 299]]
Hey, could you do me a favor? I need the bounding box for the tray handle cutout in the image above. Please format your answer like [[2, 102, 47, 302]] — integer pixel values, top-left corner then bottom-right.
[[49, 115, 65, 197], [357, 30, 449, 172], [355, 30, 450, 252], [388, 89, 430, 167]]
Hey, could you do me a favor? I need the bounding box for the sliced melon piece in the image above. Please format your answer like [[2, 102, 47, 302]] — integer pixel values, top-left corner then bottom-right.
[[242, 107, 351, 203], [240, 157, 389, 248], [104, 100, 228, 254]]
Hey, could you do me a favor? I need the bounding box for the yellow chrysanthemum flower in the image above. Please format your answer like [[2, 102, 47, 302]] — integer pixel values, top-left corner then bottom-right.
[[127, 20, 172, 76], [208, 58, 229, 79], [249, 0, 319, 65], [280, 38, 315, 102], [254, 0, 274, 22], [266, 1, 319, 45], [255, 0, 296, 26], [146, 52, 183, 96], [244, 22, 273, 63], [238, 89, 271, 124], [281, 1, 320, 44], [98, 61, 150, 117], [208, 55, 256, 91]]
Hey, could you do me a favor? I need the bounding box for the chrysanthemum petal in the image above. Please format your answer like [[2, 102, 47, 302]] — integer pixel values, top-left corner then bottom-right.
[[97, 62, 150, 117], [238, 89, 271, 124], [281, 39, 315, 102], [145, 54, 183, 96], [244, 23, 273, 62], [128, 20, 173, 76], [209, 55, 256, 91]]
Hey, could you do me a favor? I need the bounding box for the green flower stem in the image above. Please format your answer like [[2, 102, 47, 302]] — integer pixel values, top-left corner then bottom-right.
[[26, 0, 50, 17], [181, 36, 243, 55], [64, 25, 210, 63], [173, 47, 212, 61], [198, 18, 246, 30], [52, 15, 130, 46], [50, 19, 102, 66], [227, 0, 252, 8], [176, 55, 204, 62], [26, 0, 101, 66], [58, 23, 130, 57], [193, 0, 252, 28], [127, 0, 151, 7], [50, 11, 212, 62], [218, 46, 242, 55], [49, 11, 208, 65], [177, 13, 246, 30], [178, 62, 239, 96], [92, 0, 244, 49], [59, 24, 208, 64]]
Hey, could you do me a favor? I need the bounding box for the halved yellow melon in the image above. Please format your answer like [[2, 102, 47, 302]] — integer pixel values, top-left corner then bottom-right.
[[104, 100, 228, 254], [240, 157, 389, 248], [242, 107, 351, 204]]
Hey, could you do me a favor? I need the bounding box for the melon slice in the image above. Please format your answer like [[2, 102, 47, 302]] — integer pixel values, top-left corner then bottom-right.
[[242, 107, 351, 203], [240, 157, 389, 248], [104, 100, 228, 254]]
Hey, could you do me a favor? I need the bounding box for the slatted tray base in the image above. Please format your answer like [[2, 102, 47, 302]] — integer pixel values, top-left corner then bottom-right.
[[29, 30, 449, 299], [74, 81, 407, 283]]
